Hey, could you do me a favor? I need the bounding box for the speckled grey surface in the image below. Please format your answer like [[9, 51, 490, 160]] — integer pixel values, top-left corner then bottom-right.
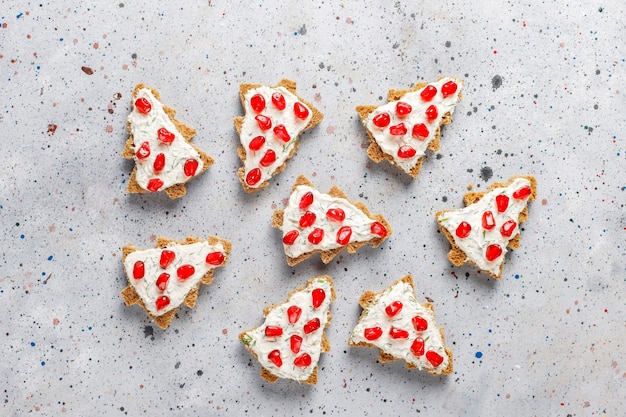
[[1, 1, 625, 416]]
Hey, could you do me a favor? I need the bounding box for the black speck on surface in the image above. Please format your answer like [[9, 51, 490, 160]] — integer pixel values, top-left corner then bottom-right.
[[435, 153, 443, 160], [442, 196, 448, 202], [197, 370, 203, 376], [143, 325, 154, 338], [467, 168, 473, 173], [480, 166, 493, 182], [445, 41, 451, 47], [175, 361, 181, 369], [298, 24, 307, 35], [131, 53, 137, 59], [492, 75, 502, 90]]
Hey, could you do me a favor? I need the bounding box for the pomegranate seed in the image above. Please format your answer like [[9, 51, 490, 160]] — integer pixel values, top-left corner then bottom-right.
[[482, 211, 496, 230], [372, 113, 391, 128], [420, 85, 437, 101], [184, 159, 199, 177], [293, 102, 310, 120], [412, 315, 428, 331], [156, 272, 170, 291], [245, 168, 262, 186], [294, 353, 311, 367], [311, 288, 326, 308], [299, 211, 316, 228], [290, 335, 302, 354], [248, 135, 265, 151], [395, 101, 412, 117], [250, 93, 266, 113], [155, 295, 170, 311], [271, 92, 286, 110], [485, 244, 502, 261], [135, 141, 150, 159], [370, 222, 387, 238], [410, 338, 425, 357], [426, 350, 444, 367], [282, 230, 299, 245], [308, 228, 324, 244], [496, 194, 509, 213], [303, 318, 321, 334], [397, 145, 416, 159], [287, 305, 302, 324], [326, 208, 345, 223], [455, 221, 472, 238], [177, 264, 195, 280], [500, 220, 517, 237], [153, 153, 165, 173], [336, 225, 352, 246], [134, 97, 151, 114], [273, 124, 291, 142], [389, 327, 409, 339], [147, 178, 164, 192], [425, 105, 438, 121], [364, 327, 383, 341], [132, 261, 144, 279], [205, 251, 224, 266], [265, 326, 283, 337], [299, 191, 314, 209], [389, 123, 407, 136], [268, 349, 282, 367], [441, 81, 458, 97], [157, 127, 175, 144], [160, 250, 176, 268], [412, 123, 429, 139], [385, 301, 403, 318], [259, 149, 276, 167], [255, 114, 272, 131], [513, 185, 532, 200]]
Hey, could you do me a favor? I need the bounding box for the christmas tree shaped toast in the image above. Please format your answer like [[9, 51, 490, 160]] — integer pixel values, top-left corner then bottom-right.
[[121, 236, 231, 329], [436, 175, 537, 279], [356, 77, 463, 178], [240, 276, 336, 384], [348, 275, 453, 375], [272, 175, 392, 266], [234, 79, 323, 192], [123, 84, 214, 199]]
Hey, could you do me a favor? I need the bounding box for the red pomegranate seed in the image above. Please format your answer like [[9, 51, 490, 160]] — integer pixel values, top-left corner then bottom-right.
[[395, 101, 412, 117], [205, 251, 224, 266], [410, 338, 425, 357], [282, 230, 299, 245], [293, 353, 311, 367], [134, 97, 151, 114], [500, 220, 517, 237], [177, 264, 195, 280], [389, 327, 409, 339], [370, 221, 387, 238], [455, 221, 472, 238], [485, 244, 502, 261], [420, 85, 437, 101], [293, 102, 309, 120], [255, 114, 272, 131], [496, 194, 509, 213], [268, 349, 282, 367], [248, 135, 265, 151], [147, 178, 164, 192], [153, 153, 165, 173], [412, 315, 428, 331], [250, 93, 266, 113], [245, 168, 262, 186], [364, 327, 383, 341], [412, 123, 429, 139], [326, 208, 345, 223], [132, 261, 144, 279], [299, 211, 316, 228], [184, 159, 199, 177], [426, 350, 444, 367], [441, 81, 458, 97], [299, 191, 314, 209], [287, 305, 302, 324], [425, 105, 438, 121], [290, 335, 302, 354], [265, 326, 283, 337], [160, 250, 176, 268], [308, 228, 324, 244], [273, 124, 291, 142], [259, 149, 276, 167], [156, 272, 170, 291], [155, 295, 170, 311], [271, 92, 286, 110], [303, 318, 321, 334], [311, 288, 326, 308], [513, 185, 532, 200], [135, 141, 150, 159], [372, 113, 390, 128], [389, 123, 407, 136], [385, 301, 403, 318], [336, 225, 352, 246], [157, 127, 175, 144], [482, 211, 496, 230], [397, 145, 416, 159]]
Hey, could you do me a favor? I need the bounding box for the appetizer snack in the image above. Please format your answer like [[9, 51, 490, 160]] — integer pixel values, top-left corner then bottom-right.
[[240, 275, 336, 384], [348, 275, 453, 375], [121, 236, 231, 329], [122, 83, 214, 199], [234, 79, 323, 192], [356, 77, 463, 177], [436, 175, 537, 279], [272, 175, 392, 266]]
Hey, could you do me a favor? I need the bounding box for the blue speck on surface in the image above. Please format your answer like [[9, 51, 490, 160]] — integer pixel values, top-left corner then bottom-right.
[[475, 352, 483, 358], [48, 255, 53, 260], [30, 342, 35, 346], [20, 234, 24, 239], [41, 361, 45, 366], [514, 274, 520, 279], [16, 12, 23, 18]]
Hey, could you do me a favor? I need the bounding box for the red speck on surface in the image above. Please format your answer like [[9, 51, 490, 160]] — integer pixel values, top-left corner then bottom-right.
[[222, 329, 228, 335], [47, 123, 57, 135], [93, 42, 99, 49], [493, 50, 497, 54], [326, 126, 335, 134], [81, 66, 94, 75], [105, 125, 113, 133], [53, 318, 60, 325]]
